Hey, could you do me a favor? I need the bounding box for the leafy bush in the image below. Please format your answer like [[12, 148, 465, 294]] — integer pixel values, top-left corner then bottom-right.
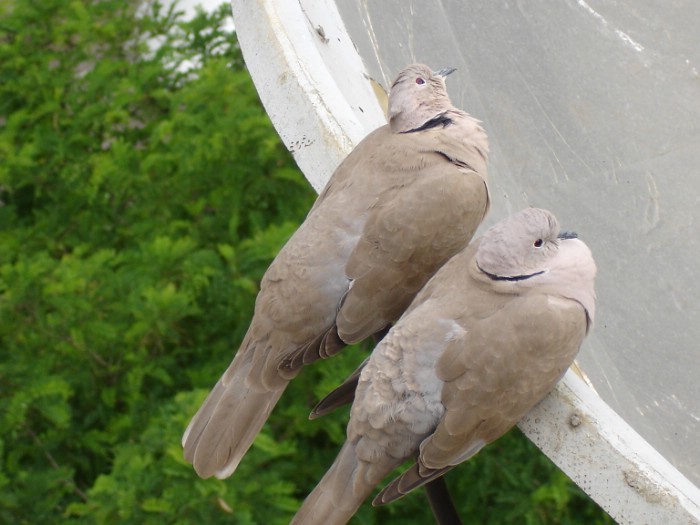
[[0, 1, 613, 523]]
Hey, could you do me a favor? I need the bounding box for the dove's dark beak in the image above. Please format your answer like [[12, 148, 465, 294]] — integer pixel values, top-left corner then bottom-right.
[[434, 67, 457, 78], [558, 231, 578, 240]]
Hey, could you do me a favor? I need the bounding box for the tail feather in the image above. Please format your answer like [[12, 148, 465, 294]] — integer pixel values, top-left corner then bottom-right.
[[291, 441, 397, 525], [182, 355, 289, 479], [290, 483, 360, 525], [182, 378, 227, 458], [291, 442, 370, 525]]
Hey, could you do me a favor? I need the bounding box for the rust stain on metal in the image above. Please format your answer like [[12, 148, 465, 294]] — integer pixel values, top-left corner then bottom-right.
[[624, 469, 672, 506], [569, 412, 582, 428]]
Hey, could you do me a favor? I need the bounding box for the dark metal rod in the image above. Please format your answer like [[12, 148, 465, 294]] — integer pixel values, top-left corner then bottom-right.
[[424, 476, 463, 525]]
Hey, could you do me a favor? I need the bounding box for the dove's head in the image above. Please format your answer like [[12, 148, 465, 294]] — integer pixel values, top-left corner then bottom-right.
[[388, 64, 455, 133], [476, 208, 563, 279], [475, 208, 597, 323]]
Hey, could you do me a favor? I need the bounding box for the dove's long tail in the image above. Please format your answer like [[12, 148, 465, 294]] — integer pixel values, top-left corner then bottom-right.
[[182, 344, 290, 480], [291, 440, 397, 525]]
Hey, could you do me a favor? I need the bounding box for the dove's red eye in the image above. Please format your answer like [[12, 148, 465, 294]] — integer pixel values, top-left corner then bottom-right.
[[533, 239, 544, 248], [415, 77, 425, 85]]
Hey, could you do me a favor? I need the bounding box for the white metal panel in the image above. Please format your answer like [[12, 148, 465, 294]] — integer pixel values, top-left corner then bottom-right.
[[230, 0, 383, 192]]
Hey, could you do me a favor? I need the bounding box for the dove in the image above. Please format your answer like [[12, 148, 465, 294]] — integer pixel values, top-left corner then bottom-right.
[[181, 63, 490, 479], [291, 208, 596, 525]]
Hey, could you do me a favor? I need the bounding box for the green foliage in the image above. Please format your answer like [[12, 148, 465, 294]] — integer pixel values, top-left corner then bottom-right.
[[0, 1, 613, 524]]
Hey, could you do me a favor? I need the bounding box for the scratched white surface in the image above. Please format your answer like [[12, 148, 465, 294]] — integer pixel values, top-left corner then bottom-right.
[[333, 0, 700, 487]]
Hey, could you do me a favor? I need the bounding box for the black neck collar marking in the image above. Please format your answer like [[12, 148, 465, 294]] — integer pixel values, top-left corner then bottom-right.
[[477, 263, 545, 282], [402, 114, 453, 134]]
